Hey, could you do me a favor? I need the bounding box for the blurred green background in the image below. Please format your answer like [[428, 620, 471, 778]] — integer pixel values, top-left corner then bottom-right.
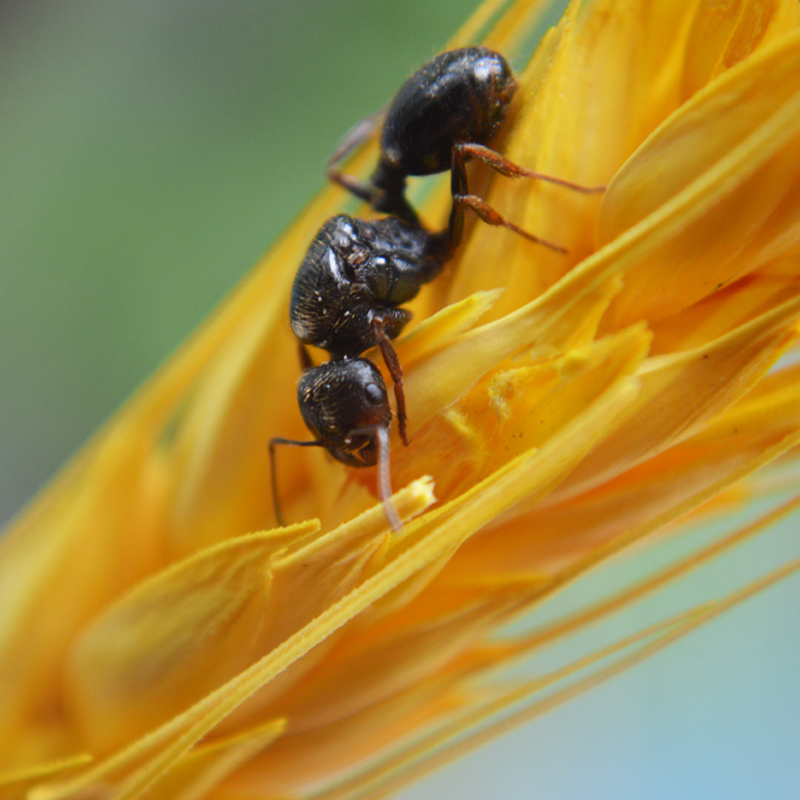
[[1, 1, 799, 798]]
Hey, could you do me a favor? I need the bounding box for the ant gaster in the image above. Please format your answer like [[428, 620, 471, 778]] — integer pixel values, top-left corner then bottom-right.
[[270, 47, 604, 530]]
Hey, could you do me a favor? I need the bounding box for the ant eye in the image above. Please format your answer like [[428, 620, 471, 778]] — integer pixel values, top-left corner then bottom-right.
[[364, 382, 386, 405]]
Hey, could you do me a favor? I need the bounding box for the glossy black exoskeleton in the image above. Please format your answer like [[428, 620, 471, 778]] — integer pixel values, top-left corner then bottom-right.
[[327, 46, 602, 249], [330, 47, 517, 227], [270, 46, 604, 530], [290, 215, 445, 359]]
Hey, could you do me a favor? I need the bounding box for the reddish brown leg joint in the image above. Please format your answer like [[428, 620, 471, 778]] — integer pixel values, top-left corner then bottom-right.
[[445, 141, 610, 258], [455, 143, 607, 194], [371, 316, 409, 446], [453, 194, 568, 253]]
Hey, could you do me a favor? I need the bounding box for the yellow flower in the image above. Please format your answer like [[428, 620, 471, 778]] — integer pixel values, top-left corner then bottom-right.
[[3, 0, 800, 798]]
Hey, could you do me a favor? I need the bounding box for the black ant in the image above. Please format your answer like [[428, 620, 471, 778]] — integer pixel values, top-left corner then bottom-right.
[[270, 47, 604, 530]]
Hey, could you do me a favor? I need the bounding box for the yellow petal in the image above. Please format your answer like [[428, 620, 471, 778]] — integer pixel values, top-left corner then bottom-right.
[[449, 0, 700, 311], [557, 294, 800, 499], [389, 324, 650, 499], [66, 523, 317, 753], [650, 270, 800, 353], [7, 1, 800, 796], [600, 29, 800, 327], [0, 754, 92, 800], [140, 720, 285, 800], [681, 0, 800, 98]]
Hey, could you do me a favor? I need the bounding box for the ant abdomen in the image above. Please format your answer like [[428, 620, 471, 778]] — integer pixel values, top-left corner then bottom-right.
[[377, 47, 517, 182]]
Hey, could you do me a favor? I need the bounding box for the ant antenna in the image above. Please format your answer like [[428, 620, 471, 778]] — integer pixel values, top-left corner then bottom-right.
[[268, 426, 402, 532], [269, 437, 326, 527]]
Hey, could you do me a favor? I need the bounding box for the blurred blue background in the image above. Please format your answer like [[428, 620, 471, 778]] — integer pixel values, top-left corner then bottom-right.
[[1, 1, 798, 798]]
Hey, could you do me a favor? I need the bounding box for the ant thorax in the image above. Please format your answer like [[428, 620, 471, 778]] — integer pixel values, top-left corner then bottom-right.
[[289, 214, 445, 357]]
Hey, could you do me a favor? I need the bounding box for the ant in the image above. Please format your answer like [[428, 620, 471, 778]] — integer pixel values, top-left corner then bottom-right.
[[270, 47, 604, 530]]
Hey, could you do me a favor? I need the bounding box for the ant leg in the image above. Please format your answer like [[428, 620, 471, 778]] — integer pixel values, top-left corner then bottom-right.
[[371, 316, 409, 447], [327, 170, 382, 206], [453, 194, 568, 254], [454, 143, 607, 194], [444, 144, 568, 258], [348, 424, 402, 531], [328, 111, 383, 168], [269, 437, 326, 527], [326, 111, 384, 206]]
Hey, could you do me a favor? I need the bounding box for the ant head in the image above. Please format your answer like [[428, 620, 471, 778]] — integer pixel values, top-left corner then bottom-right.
[[298, 358, 392, 468]]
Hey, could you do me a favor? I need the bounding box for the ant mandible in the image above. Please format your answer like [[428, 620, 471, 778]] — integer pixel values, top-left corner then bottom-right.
[[270, 47, 604, 530]]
